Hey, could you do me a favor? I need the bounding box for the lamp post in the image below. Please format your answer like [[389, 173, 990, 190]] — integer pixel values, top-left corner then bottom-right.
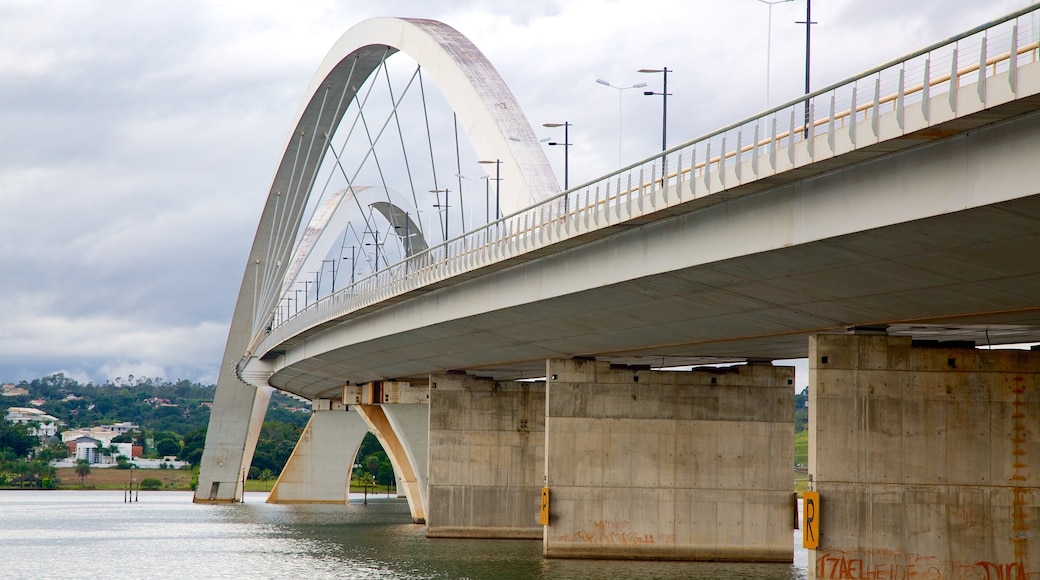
[[297, 280, 311, 308], [639, 67, 672, 152], [756, 0, 794, 109], [477, 159, 501, 219], [796, 0, 818, 137], [430, 188, 450, 241], [344, 246, 357, 285], [321, 259, 336, 293], [542, 122, 571, 190], [456, 173, 492, 224], [595, 79, 647, 166], [364, 225, 382, 271]]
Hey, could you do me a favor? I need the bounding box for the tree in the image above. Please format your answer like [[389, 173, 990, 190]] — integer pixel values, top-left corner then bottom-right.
[[259, 468, 273, 491], [155, 437, 181, 457], [365, 453, 380, 476], [0, 420, 37, 458], [140, 477, 162, 490], [74, 459, 91, 486], [179, 429, 207, 466]]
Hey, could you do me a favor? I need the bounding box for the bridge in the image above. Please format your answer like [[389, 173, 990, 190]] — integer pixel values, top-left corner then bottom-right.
[[197, 8, 1040, 576]]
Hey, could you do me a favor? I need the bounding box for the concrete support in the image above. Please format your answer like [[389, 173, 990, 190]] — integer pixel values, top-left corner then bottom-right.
[[267, 400, 370, 503], [426, 374, 545, 539], [544, 358, 794, 561], [808, 334, 1040, 579], [352, 381, 429, 523], [194, 380, 271, 502]]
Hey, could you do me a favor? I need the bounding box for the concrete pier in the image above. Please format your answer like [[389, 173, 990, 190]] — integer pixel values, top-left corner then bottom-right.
[[426, 374, 544, 539], [267, 400, 369, 503], [808, 334, 1040, 579], [353, 381, 430, 523], [543, 358, 794, 561]]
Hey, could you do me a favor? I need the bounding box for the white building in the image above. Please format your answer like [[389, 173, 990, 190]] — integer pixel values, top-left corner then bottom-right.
[[105, 421, 139, 435], [5, 407, 62, 439], [61, 427, 120, 446]]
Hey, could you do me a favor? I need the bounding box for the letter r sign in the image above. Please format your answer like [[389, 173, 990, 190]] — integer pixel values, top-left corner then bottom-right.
[[803, 491, 820, 549]]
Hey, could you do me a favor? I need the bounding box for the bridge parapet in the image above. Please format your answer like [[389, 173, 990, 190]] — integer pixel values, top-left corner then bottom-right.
[[253, 4, 1040, 361]]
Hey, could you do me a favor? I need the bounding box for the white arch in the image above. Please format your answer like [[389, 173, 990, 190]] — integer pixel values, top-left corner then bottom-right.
[[197, 17, 555, 502]]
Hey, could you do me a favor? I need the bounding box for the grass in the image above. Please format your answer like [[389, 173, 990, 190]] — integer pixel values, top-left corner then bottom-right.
[[55, 467, 194, 491]]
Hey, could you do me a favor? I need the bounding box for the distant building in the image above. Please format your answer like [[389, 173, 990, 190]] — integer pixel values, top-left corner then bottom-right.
[[5, 407, 62, 439], [105, 421, 139, 435], [61, 427, 120, 446], [1, 383, 29, 397], [68, 438, 136, 465]]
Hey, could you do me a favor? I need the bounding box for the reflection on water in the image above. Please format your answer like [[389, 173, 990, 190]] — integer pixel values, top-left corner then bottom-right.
[[2, 491, 807, 579]]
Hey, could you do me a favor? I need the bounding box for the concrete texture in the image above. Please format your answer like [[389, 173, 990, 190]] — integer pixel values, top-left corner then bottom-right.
[[808, 334, 1040, 579], [195, 381, 271, 502], [426, 374, 545, 538], [267, 405, 369, 503], [355, 403, 429, 523], [543, 358, 794, 561]]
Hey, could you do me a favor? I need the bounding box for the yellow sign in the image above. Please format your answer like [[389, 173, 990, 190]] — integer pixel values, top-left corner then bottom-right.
[[803, 492, 820, 549], [539, 487, 549, 525]]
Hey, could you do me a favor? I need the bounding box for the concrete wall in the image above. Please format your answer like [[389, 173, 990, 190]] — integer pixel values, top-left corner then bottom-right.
[[426, 374, 544, 539], [267, 405, 369, 504], [808, 334, 1040, 579], [544, 359, 794, 561]]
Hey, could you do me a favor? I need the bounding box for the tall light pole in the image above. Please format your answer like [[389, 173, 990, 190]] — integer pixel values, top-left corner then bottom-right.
[[431, 188, 450, 241], [456, 173, 492, 224], [321, 259, 337, 293], [342, 245, 357, 286], [595, 79, 647, 166], [478, 159, 501, 219], [639, 67, 672, 152], [542, 122, 571, 190], [796, 0, 818, 136], [756, 0, 794, 109]]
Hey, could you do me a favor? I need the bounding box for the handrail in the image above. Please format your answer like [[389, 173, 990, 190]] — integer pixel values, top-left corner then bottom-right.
[[261, 4, 1040, 350]]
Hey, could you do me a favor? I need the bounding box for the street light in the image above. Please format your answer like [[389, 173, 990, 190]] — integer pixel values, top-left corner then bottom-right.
[[321, 259, 337, 293], [477, 159, 502, 219], [595, 79, 647, 166], [796, 0, 818, 136], [756, 0, 794, 109], [297, 280, 311, 308], [430, 188, 450, 241], [342, 246, 357, 286], [639, 67, 672, 152], [456, 173, 492, 224], [542, 122, 571, 190]]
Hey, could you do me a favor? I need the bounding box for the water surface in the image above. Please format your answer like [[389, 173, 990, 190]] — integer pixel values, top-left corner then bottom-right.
[[2, 490, 808, 579]]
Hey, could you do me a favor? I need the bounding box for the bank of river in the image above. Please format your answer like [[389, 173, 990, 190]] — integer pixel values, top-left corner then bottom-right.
[[3, 490, 808, 579]]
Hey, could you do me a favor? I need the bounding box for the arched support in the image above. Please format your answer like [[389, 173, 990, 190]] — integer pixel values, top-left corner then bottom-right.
[[195, 381, 271, 502], [267, 401, 370, 504], [198, 16, 554, 503], [354, 403, 429, 523]]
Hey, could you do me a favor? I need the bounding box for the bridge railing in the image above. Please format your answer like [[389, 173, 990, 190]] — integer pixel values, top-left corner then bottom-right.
[[258, 4, 1040, 352]]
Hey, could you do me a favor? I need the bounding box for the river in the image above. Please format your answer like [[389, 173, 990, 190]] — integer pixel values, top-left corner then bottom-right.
[[2, 490, 808, 579]]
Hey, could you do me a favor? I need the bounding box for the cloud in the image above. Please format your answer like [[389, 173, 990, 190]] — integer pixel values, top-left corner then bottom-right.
[[0, 0, 1029, 383]]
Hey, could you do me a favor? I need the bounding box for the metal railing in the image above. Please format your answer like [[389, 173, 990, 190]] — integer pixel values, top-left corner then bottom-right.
[[256, 4, 1040, 354]]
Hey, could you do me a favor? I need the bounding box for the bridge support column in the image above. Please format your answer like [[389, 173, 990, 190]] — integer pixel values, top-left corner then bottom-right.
[[267, 400, 369, 503], [543, 358, 794, 561], [808, 334, 1040, 579], [194, 380, 271, 502], [353, 381, 430, 524], [426, 374, 544, 539]]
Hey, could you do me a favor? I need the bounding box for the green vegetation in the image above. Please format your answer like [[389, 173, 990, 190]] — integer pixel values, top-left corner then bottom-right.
[[351, 432, 395, 487], [1, 373, 319, 489], [140, 477, 163, 490]]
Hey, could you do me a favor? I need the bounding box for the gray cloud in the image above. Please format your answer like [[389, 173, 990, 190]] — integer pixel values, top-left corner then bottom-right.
[[0, 0, 1027, 385]]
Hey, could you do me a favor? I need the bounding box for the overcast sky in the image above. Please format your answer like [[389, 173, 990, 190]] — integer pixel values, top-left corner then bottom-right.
[[0, 0, 1030, 386]]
